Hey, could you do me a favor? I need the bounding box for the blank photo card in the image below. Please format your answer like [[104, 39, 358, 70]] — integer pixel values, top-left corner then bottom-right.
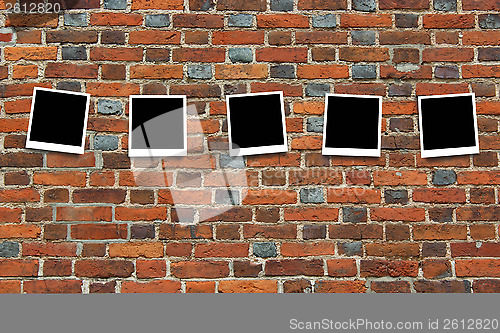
[[418, 93, 479, 158], [129, 95, 187, 157], [322, 94, 382, 157], [226, 91, 287, 156], [26, 87, 90, 154]]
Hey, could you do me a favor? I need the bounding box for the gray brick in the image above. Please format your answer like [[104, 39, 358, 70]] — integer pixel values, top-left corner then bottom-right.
[[432, 170, 457, 185], [253, 242, 277, 258], [307, 117, 324, 133], [384, 189, 409, 204], [57, 82, 81, 92], [479, 14, 500, 29], [434, 0, 457, 11], [306, 83, 330, 97], [94, 135, 119, 151], [145, 14, 170, 28], [312, 14, 336, 28], [0, 241, 19, 258], [352, 64, 377, 79], [104, 0, 127, 9], [352, 30, 376, 45], [220, 154, 245, 168], [228, 48, 253, 63], [300, 188, 324, 203], [215, 189, 241, 205], [62, 46, 87, 60], [342, 207, 367, 223], [435, 66, 459, 79], [338, 242, 363, 256], [228, 14, 253, 27], [395, 14, 418, 28], [271, 0, 293, 11], [352, 0, 376, 12], [270, 65, 295, 78], [97, 99, 122, 115], [64, 13, 87, 27], [388, 83, 412, 97], [187, 64, 212, 79]]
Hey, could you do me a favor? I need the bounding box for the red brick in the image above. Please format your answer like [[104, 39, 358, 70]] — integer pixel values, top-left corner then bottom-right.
[[0, 188, 39, 203], [282, 242, 335, 257], [256, 47, 308, 63], [413, 225, 468, 240], [132, 0, 183, 9], [339, 47, 390, 62], [413, 188, 466, 203], [90, 13, 143, 26], [360, 260, 418, 277], [251, 83, 302, 97], [328, 188, 381, 204], [423, 14, 475, 29], [71, 224, 127, 240], [129, 31, 181, 45], [86, 83, 140, 97], [379, 0, 429, 9], [463, 65, 500, 78], [24, 280, 82, 294], [456, 259, 500, 277], [329, 224, 383, 240], [122, 280, 181, 293], [297, 65, 349, 79], [219, 280, 277, 293], [46, 31, 98, 43], [380, 31, 431, 45], [340, 14, 392, 28], [186, 281, 216, 293], [265, 259, 324, 276], [0, 259, 38, 277], [136, 260, 167, 278], [215, 65, 268, 80], [23, 243, 77, 257], [47, 152, 95, 168], [284, 208, 338, 221], [4, 47, 57, 61], [75, 260, 134, 278], [462, 0, 500, 10], [315, 281, 367, 293], [213, 31, 264, 45], [296, 32, 347, 44], [243, 224, 297, 239], [366, 243, 419, 258], [45, 63, 98, 79], [109, 243, 164, 258], [173, 14, 223, 28], [423, 48, 474, 62], [171, 261, 229, 278], [90, 47, 143, 61], [298, 0, 346, 9], [34, 171, 86, 187], [242, 189, 297, 205], [0, 280, 21, 294], [457, 207, 500, 221], [257, 14, 309, 28], [463, 32, 500, 46], [6, 13, 58, 27]]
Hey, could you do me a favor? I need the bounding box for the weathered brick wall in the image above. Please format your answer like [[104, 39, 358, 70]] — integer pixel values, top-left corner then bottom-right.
[[0, 0, 499, 293]]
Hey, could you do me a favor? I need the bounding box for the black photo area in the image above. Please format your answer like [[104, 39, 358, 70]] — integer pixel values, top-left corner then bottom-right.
[[420, 95, 476, 151], [131, 97, 184, 150], [228, 94, 285, 149], [29, 90, 88, 147], [324, 96, 380, 149]]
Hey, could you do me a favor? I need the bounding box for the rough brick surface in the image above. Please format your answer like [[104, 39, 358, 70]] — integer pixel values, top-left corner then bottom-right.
[[0, 0, 498, 294]]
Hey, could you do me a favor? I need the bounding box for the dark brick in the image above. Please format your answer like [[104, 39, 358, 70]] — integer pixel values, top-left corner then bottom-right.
[[234, 261, 261, 277], [146, 49, 170, 62], [306, 83, 330, 97], [56, 82, 81, 92], [270, 65, 295, 78], [253, 242, 277, 258], [389, 118, 413, 132], [0, 242, 19, 258], [422, 242, 447, 257], [432, 170, 457, 185], [434, 0, 457, 11], [4, 171, 30, 185], [414, 280, 471, 293], [104, 0, 127, 9], [343, 207, 367, 223], [303, 225, 326, 239], [101, 31, 125, 44], [429, 207, 453, 222], [479, 14, 500, 29], [284, 279, 312, 293], [352, 0, 376, 11], [145, 14, 170, 27], [479, 48, 500, 61], [338, 242, 363, 256], [307, 117, 323, 133], [352, 30, 376, 45], [352, 64, 377, 79], [62, 46, 87, 60], [300, 188, 324, 203], [388, 83, 412, 97], [435, 66, 459, 79], [228, 14, 253, 27], [395, 14, 418, 28], [312, 14, 336, 28], [271, 0, 293, 11], [131, 225, 156, 239], [384, 189, 409, 204]]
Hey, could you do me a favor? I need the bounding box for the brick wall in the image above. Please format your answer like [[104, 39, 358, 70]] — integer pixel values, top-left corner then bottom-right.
[[0, 0, 499, 293]]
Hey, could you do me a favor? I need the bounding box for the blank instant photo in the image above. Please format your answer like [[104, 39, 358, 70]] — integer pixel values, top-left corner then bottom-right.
[[26, 87, 90, 154], [226, 91, 287, 156], [418, 93, 479, 158], [322, 94, 382, 157], [129, 95, 187, 157]]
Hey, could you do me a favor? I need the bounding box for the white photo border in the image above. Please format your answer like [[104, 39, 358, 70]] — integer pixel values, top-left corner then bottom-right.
[[322, 93, 382, 157], [26, 87, 90, 155], [128, 95, 187, 157], [418, 93, 479, 158], [226, 91, 288, 157]]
